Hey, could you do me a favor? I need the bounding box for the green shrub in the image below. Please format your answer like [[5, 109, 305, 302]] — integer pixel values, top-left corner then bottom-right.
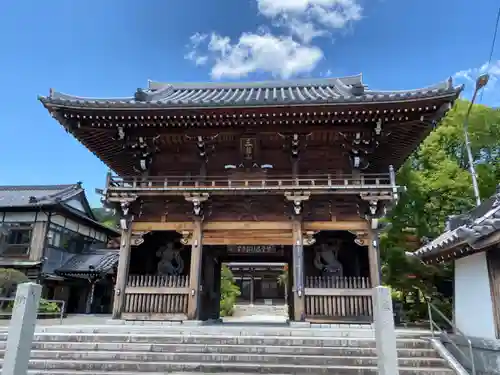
[[0, 268, 29, 298], [220, 265, 240, 317], [1, 298, 61, 315], [38, 299, 60, 314]]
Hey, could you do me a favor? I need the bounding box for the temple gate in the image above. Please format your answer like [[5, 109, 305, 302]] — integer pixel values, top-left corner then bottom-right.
[[39, 75, 461, 322]]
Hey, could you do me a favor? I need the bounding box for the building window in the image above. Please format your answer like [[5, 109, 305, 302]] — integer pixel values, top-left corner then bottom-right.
[[0, 225, 32, 257], [47, 223, 104, 253]]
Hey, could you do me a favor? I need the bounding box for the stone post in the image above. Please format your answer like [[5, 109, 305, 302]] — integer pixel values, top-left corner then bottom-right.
[[373, 286, 399, 375], [3, 282, 42, 375]]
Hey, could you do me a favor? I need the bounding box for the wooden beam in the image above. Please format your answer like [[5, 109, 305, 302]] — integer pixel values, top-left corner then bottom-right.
[[187, 238, 295, 245], [304, 288, 372, 297], [132, 220, 368, 232], [124, 287, 190, 295]]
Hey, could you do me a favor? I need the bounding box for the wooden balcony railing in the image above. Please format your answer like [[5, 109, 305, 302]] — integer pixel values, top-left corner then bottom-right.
[[304, 276, 373, 323], [106, 171, 400, 197], [123, 275, 189, 320]]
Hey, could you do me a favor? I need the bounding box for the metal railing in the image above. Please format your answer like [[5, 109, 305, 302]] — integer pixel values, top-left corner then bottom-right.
[[424, 296, 476, 375], [0, 297, 66, 325]]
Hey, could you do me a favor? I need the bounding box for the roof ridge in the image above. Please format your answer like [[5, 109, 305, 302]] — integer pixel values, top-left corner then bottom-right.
[[0, 183, 78, 191], [148, 74, 364, 91]]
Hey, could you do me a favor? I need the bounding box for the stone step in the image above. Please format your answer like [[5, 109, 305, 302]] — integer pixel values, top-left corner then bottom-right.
[[1, 350, 449, 367], [7, 359, 455, 374], [0, 333, 433, 348], [0, 325, 431, 339], [0, 342, 440, 357]]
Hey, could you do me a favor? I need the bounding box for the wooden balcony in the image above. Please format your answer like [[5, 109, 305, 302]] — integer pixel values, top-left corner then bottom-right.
[[105, 170, 401, 198]]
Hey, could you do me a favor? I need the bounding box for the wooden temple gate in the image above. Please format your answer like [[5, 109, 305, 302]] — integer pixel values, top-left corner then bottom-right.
[[39, 74, 461, 323]]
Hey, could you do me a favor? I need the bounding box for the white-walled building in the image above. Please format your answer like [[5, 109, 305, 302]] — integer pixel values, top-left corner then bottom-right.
[[414, 187, 500, 340], [0, 183, 119, 314]]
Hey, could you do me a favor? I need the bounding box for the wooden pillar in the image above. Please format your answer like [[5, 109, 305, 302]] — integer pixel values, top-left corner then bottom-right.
[[112, 225, 132, 319], [368, 228, 381, 287], [85, 281, 96, 314], [292, 219, 305, 321], [187, 219, 203, 320], [250, 275, 255, 305]]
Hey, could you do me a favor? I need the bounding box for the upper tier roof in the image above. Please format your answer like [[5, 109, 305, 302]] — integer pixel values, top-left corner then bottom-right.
[[39, 74, 462, 109]]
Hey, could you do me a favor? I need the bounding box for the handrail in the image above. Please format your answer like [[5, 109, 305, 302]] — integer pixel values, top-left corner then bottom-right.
[[416, 288, 476, 375], [107, 173, 394, 189], [110, 173, 391, 179], [0, 297, 66, 325]]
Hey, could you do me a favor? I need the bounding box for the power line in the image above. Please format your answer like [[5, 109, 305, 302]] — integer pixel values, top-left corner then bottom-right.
[[479, 6, 500, 102]]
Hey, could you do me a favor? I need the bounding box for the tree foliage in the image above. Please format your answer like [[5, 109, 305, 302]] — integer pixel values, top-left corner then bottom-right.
[[382, 100, 499, 302], [0, 268, 29, 298], [92, 207, 119, 229], [219, 265, 241, 317]]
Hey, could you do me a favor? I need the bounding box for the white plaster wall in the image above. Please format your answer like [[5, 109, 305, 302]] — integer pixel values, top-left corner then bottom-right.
[[2, 212, 48, 222], [455, 252, 496, 339], [65, 198, 86, 213]]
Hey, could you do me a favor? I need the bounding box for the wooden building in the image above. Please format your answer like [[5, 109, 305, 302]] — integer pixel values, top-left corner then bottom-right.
[[39, 75, 461, 322], [226, 259, 287, 305], [413, 187, 500, 339], [0, 184, 119, 313]]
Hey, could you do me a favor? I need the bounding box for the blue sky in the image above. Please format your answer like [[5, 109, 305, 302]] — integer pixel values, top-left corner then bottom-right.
[[0, 0, 499, 207]]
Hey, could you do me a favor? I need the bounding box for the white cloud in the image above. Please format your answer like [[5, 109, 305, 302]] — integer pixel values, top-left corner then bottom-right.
[[208, 32, 323, 80], [258, 0, 362, 36], [184, 50, 208, 66], [185, 0, 363, 79], [453, 60, 500, 105]]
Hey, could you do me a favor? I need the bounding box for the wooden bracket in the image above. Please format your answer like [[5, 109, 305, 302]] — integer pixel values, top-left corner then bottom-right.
[[184, 193, 209, 218], [130, 231, 149, 246], [285, 191, 311, 215], [303, 231, 317, 246], [179, 230, 192, 245], [118, 197, 138, 230]]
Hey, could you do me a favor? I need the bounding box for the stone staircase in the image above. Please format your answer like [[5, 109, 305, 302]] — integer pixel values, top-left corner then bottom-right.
[[0, 324, 456, 374]]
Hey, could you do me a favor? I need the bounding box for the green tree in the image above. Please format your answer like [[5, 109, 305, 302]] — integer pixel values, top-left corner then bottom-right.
[[92, 207, 119, 229], [219, 265, 240, 317], [381, 100, 499, 316], [0, 268, 29, 298]]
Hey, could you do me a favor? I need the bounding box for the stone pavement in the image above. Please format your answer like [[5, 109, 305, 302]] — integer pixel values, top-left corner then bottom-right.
[[223, 303, 289, 324]]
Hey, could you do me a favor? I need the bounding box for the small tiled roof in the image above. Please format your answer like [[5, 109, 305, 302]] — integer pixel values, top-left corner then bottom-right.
[[414, 190, 500, 260], [39, 75, 463, 109], [55, 249, 119, 278], [0, 184, 81, 208]]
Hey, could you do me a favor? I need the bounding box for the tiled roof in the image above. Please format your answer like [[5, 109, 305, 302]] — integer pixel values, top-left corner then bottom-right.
[[39, 75, 463, 109], [0, 184, 81, 208], [55, 249, 119, 278], [414, 190, 500, 259], [0, 183, 120, 236]]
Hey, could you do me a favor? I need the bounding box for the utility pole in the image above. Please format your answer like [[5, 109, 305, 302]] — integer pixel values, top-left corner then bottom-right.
[[462, 74, 489, 207]]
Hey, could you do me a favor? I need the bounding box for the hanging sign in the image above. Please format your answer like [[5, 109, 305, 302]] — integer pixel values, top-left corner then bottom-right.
[[227, 245, 282, 255]]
